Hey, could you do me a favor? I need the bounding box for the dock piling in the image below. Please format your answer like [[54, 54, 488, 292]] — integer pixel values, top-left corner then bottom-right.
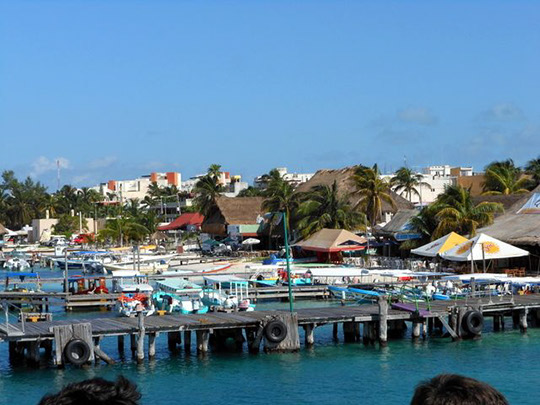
[[136, 312, 145, 363], [378, 296, 388, 347], [519, 308, 528, 332], [196, 330, 210, 353], [303, 324, 315, 346], [148, 333, 157, 358], [117, 335, 125, 353]]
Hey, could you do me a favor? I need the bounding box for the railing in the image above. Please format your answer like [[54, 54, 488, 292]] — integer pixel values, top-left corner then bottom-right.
[[1, 300, 25, 336]]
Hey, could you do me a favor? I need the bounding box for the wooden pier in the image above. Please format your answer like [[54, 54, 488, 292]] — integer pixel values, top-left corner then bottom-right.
[[1, 294, 540, 368]]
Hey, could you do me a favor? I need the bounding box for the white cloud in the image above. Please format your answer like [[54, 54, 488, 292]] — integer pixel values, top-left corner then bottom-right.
[[397, 107, 438, 125], [30, 156, 70, 177], [479, 103, 524, 122], [88, 156, 117, 169]]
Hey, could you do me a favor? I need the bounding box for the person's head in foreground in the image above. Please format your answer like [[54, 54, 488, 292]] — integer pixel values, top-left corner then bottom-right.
[[38, 376, 141, 405], [411, 374, 508, 405]]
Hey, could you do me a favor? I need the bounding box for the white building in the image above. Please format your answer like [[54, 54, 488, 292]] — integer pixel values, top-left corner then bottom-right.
[[384, 165, 474, 206], [93, 172, 181, 202], [254, 167, 314, 189]]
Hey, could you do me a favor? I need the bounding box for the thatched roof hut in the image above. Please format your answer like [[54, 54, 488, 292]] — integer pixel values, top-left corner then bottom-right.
[[295, 166, 414, 214], [201, 197, 265, 236], [472, 194, 526, 213], [377, 209, 418, 238], [479, 186, 540, 247]]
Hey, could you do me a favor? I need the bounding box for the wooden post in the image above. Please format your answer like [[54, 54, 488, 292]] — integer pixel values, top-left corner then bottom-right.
[[93, 337, 102, 364], [130, 334, 137, 354], [28, 341, 40, 365], [118, 335, 125, 353], [519, 308, 528, 333], [196, 330, 210, 353], [362, 322, 370, 345], [148, 333, 157, 358], [493, 315, 500, 332], [42, 340, 53, 358], [378, 296, 388, 347], [136, 312, 145, 363], [343, 322, 356, 343], [303, 324, 315, 346], [263, 313, 300, 353], [184, 331, 192, 352], [332, 323, 339, 340], [427, 318, 434, 334], [512, 311, 520, 329], [354, 322, 361, 342], [168, 331, 181, 350], [412, 321, 421, 340]]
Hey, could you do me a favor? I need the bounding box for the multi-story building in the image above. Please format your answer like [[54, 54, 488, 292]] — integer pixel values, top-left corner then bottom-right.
[[254, 167, 314, 189], [93, 172, 181, 202], [384, 165, 476, 206]]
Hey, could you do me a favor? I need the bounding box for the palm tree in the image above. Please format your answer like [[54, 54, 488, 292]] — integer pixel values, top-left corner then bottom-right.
[[207, 164, 222, 181], [237, 187, 265, 197], [193, 166, 225, 216], [352, 165, 396, 226], [433, 185, 504, 238], [295, 181, 367, 238], [390, 167, 429, 202], [483, 159, 531, 195], [525, 157, 540, 187], [262, 177, 298, 234]]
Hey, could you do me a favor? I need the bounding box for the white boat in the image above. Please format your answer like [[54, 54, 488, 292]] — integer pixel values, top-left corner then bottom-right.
[[116, 284, 155, 317], [3, 257, 31, 271], [202, 275, 255, 311]]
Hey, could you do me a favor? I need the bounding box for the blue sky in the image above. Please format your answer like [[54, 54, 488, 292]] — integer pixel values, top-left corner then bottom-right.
[[1, 1, 539, 190]]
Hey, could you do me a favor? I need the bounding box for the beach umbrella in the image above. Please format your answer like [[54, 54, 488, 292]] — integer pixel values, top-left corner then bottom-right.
[[242, 238, 260, 245], [440, 233, 529, 273], [411, 232, 468, 258], [242, 238, 260, 252]]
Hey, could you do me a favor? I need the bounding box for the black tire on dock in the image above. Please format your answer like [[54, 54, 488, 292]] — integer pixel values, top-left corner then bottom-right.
[[64, 339, 91, 366], [462, 310, 484, 335], [265, 320, 288, 343]]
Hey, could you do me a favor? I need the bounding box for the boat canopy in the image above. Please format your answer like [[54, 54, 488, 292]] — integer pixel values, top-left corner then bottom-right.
[[290, 267, 370, 277], [203, 275, 249, 285], [1, 272, 38, 278]]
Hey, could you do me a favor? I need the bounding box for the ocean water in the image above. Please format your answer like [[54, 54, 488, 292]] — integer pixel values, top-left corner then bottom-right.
[[0, 269, 538, 404]]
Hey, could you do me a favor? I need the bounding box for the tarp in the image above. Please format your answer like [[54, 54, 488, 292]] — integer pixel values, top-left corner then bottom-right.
[[294, 228, 367, 252], [517, 192, 540, 214], [158, 213, 204, 231], [440, 233, 530, 262], [411, 232, 468, 257]]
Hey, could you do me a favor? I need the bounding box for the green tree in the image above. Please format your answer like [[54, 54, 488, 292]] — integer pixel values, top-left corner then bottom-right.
[[525, 157, 540, 187], [434, 185, 504, 238], [352, 165, 396, 226], [482, 159, 531, 195], [53, 214, 86, 237], [295, 181, 367, 238], [237, 186, 266, 197], [390, 167, 429, 202], [193, 165, 224, 216]]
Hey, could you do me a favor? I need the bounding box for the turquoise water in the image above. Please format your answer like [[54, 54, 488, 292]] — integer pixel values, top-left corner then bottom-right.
[[0, 268, 538, 404]]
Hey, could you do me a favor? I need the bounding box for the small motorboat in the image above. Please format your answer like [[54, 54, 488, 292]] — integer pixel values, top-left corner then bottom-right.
[[3, 257, 31, 271], [153, 291, 208, 314], [116, 285, 155, 317]]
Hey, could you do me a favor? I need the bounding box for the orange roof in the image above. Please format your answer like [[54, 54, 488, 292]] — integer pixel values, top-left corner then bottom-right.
[[158, 213, 204, 231]]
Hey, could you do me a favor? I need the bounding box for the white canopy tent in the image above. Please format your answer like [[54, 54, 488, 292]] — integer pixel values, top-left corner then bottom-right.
[[440, 233, 530, 273]]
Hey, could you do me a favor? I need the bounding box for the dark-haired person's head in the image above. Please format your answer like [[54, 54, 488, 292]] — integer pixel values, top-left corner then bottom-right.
[[38, 376, 141, 405], [411, 374, 508, 405]]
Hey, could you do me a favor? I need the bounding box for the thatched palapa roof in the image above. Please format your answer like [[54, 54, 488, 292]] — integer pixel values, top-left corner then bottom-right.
[[378, 209, 417, 235], [479, 186, 540, 246], [294, 228, 367, 252], [201, 197, 265, 236], [295, 166, 414, 213]]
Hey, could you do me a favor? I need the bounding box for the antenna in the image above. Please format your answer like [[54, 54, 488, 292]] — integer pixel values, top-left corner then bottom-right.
[[57, 159, 60, 191]]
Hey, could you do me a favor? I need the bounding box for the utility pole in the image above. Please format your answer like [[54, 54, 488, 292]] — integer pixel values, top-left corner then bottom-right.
[[283, 211, 294, 313]]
